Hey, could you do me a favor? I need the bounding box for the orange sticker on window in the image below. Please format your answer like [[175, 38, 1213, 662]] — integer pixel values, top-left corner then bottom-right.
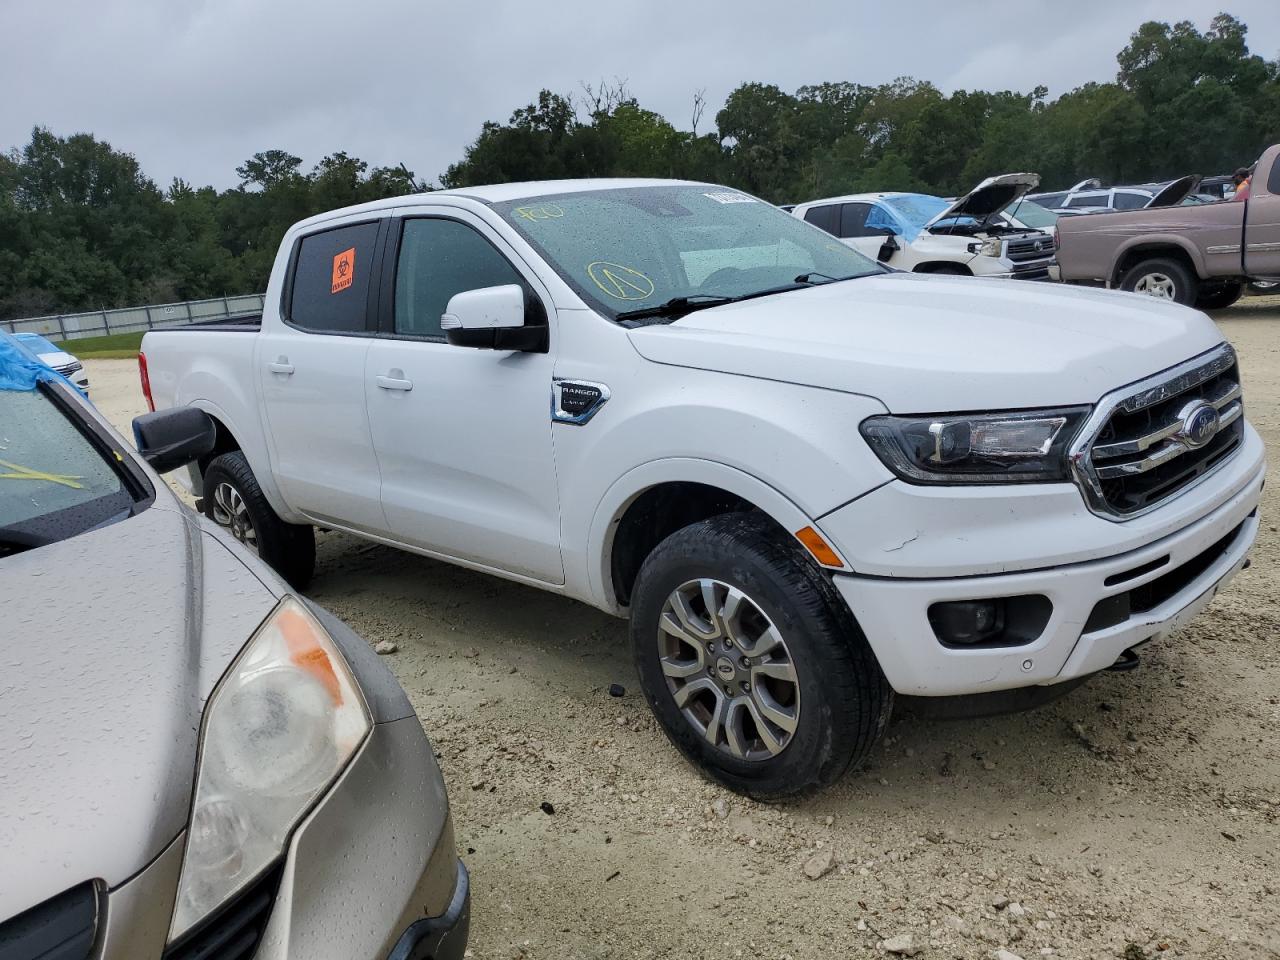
[[331, 247, 356, 294]]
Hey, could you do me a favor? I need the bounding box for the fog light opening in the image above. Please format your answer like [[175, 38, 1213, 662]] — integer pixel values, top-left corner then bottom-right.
[[928, 595, 1053, 649]]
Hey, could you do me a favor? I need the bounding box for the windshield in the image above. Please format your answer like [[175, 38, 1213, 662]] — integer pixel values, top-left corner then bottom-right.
[[0, 385, 144, 557], [1006, 200, 1058, 228], [493, 185, 882, 320], [16, 333, 60, 354]]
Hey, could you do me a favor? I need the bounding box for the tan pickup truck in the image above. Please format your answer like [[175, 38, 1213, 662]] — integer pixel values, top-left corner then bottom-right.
[[1055, 143, 1280, 309]]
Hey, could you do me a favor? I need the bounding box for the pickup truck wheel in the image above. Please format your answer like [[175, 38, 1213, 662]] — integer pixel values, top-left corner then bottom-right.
[[630, 512, 892, 798], [1194, 282, 1244, 310], [1119, 258, 1198, 305], [202, 452, 315, 589]]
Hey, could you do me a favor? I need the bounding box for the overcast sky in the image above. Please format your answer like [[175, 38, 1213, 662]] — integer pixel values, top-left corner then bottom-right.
[[4, 0, 1277, 190]]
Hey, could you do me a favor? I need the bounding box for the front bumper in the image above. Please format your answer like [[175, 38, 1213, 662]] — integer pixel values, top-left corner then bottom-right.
[[387, 860, 471, 960], [831, 458, 1263, 696]]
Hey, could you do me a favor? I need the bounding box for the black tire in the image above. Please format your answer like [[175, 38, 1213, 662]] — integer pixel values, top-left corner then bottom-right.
[[1119, 257, 1199, 306], [203, 451, 315, 589], [1195, 282, 1245, 310], [630, 512, 892, 798]]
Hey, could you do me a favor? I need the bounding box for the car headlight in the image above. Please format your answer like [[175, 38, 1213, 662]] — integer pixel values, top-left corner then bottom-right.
[[860, 408, 1090, 484], [979, 237, 1003, 257], [168, 597, 371, 944]]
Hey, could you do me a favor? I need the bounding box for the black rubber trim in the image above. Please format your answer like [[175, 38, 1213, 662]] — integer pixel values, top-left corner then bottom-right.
[[386, 860, 470, 960]]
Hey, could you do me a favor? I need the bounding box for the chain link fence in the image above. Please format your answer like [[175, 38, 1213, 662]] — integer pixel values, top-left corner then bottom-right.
[[2, 294, 267, 342]]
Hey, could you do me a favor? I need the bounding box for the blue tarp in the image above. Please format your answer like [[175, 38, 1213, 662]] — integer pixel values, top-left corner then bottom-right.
[[0, 333, 72, 392]]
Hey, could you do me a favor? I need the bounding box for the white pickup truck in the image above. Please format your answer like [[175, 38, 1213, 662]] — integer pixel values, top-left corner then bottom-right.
[[140, 179, 1264, 797]]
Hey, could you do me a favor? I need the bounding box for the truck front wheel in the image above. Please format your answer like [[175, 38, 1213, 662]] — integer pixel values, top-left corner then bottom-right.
[[1119, 258, 1199, 305], [630, 512, 892, 798], [202, 451, 315, 589]]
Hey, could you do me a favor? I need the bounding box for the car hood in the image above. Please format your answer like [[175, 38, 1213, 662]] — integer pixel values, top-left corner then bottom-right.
[[0, 503, 281, 919], [927, 173, 1041, 227], [1148, 174, 1202, 208], [36, 350, 77, 368], [628, 272, 1225, 412]]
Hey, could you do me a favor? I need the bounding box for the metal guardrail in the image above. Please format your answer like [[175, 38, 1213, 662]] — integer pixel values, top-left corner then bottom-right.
[[2, 294, 267, 341]]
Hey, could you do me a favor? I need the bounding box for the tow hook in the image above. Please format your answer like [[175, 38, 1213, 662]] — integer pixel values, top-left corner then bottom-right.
[[1107, 647, 1142, 672]]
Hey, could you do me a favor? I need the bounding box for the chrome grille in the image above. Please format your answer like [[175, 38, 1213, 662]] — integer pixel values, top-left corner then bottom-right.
[[1004, 234, 1056, 281], [1071, 344, 1244, 519]]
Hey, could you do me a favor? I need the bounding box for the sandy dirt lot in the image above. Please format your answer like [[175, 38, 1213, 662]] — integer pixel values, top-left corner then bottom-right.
[[88, 297, 1280, 960]]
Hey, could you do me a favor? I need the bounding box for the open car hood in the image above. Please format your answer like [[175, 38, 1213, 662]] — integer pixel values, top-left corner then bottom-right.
[[1147, 174, 1202, 208], [927, 173, 1041, 228]]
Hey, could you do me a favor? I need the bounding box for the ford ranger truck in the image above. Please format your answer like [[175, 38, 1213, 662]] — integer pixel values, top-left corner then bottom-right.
[[1055, 143, 1280, 309], [139, 179, 1264, 798]]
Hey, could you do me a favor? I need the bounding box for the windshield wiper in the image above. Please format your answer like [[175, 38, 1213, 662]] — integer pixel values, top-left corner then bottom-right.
[[615, 295, 737, 324]]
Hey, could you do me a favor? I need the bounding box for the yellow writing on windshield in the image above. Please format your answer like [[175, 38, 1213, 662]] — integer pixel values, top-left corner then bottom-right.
[[0, 460, 85, 489], [586, 261, 655, 301], [513, 204, 565, 222]]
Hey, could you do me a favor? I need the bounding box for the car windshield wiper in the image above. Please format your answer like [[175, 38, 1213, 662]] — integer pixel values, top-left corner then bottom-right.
[[615, 295, 737, 324]]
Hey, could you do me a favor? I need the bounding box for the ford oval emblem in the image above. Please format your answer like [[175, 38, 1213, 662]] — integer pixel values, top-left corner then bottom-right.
[[1178, 401, 1220, 449]]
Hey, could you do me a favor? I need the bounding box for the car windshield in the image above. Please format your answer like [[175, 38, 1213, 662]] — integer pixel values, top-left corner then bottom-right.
[[492, 185, 882, 320], [16, 333, 60, 354], [1, 351, 145, 557], [1006, 200, 1059, 228]]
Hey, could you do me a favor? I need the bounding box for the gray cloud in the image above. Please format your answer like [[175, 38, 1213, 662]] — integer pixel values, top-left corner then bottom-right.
[[4, 0, 1277, 189]]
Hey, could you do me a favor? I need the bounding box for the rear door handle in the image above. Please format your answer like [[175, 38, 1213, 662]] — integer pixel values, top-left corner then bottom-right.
[[376, 375, 413, 392], [267, 360, 294, 375]]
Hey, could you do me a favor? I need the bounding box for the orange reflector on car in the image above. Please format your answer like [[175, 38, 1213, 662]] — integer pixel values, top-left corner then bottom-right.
[[278, 604, 344, 704], [794, 526, 843, 568]]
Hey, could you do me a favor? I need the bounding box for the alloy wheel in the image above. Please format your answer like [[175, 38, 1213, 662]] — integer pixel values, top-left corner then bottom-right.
[[1133, 272, 1176, 300], [656, 578, 800, 761], [211, 481, 258, 552]]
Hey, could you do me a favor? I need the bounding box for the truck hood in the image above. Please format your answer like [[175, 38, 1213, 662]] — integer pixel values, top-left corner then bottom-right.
[[927, 173, 1041, 227], [628, 272, 1225, 412], [1147, 175, 1202, 208], [0, 504, 281, 919]]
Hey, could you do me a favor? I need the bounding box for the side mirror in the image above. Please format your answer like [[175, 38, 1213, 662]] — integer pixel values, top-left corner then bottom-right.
[[440, 284, 548, 352], [132, 406, 215, 474], [877, 235, 900, 262]]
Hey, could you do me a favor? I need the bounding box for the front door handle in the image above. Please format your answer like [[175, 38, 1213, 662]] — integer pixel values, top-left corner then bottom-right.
[[267, 360, 294, 375], [376, 375, 413, 392]]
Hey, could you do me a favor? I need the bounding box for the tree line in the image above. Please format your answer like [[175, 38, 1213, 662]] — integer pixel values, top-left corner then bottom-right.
[[2, 13, 1277, 321]]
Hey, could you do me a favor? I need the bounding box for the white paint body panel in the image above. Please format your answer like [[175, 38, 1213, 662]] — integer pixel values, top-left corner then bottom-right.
[[141, 179, 1264, 697]]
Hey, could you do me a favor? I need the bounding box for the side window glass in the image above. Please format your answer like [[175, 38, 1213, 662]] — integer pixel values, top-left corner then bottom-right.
[[1067, 193, 1103, 209], [394, 219, 525, 338], [802, 205, 839, 236], [838, 203, 870, 238], [289, 222, 380, 333], [1112, 192, 1148, 210]]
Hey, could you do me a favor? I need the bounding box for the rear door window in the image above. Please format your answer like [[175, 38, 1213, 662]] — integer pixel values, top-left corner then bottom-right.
[[802, 204, 840, 236], [393, 219, 526, 339], [288, 221, 381, 334]]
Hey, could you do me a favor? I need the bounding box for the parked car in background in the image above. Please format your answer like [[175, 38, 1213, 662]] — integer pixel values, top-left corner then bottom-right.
[[792, 173, 1057, 279], [1055, 143, 1280, 309], [1031, 176, 1204, 215], [0, 334, 468, 960], [13, 331, 89, 393], [140, 179, 1260, 798]]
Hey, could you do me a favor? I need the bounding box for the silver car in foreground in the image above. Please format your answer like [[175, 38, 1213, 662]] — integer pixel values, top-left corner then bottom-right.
[[0, 335, 468, 959]]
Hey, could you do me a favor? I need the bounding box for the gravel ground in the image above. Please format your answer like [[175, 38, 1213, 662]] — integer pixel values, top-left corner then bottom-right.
[[88, 296, 1280, 960]]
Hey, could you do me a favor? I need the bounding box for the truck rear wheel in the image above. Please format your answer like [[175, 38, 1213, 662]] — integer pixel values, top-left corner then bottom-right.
[[203, 451, 315, 589], [630, 512, 892, 798], [1119, 258, 1198, 306]]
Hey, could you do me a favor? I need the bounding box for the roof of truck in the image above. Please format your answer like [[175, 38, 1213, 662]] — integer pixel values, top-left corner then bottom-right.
[[289, 178, 714, 232]]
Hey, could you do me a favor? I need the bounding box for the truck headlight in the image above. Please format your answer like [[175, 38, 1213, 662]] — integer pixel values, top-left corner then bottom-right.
[[979, 237, 1003, 257], [167, 597, 371, 944], [860, 408, 1090, 484]]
